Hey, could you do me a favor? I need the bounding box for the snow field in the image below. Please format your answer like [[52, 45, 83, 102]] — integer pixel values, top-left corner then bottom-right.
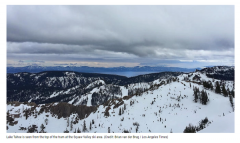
[[7, 71, 234, 133]]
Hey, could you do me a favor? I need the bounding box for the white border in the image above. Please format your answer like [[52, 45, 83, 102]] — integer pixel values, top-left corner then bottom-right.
[[1, 1, 239, 143]]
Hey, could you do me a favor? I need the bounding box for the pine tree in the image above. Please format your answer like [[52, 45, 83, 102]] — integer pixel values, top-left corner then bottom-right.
[[90, 122, 92, 130], [124, 104, 126, 110], [210, 83, 213, 90], [215, 81, 221, 94], [194, 92, 198, 103], [122, 107, 124, 114], [40, 123, 45, 133], [24, 109, 28, 120], [201, 90, 209, 105], [200, 90, 203, 104], [67, 117, 69, 127], [45, 118, 48, 125], [119, 108, 121, 115], [222, 85, 228, 97], [183, 124, 196, 133], [231, 89, 234, 98], [108, 127, 110, 133], [227, 88, 230, 96], [77, 127, 81, 133], [229, 94, 234, 111], [193, 87, 198, 103], [203, 81, 207, 88], [70, 120, 73, 131], [205, 91, 209, 103], [83, 120, 87, 132], [133, 122, 140, 133], [64, 128, 69, 133]]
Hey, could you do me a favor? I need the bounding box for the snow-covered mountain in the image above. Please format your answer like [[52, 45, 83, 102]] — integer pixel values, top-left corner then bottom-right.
[[7, 71, 181, 105], [199, 66, 234, 80], [6, 66, 234, 133]]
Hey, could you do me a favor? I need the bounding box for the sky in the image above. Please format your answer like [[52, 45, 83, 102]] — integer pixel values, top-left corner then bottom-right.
[[7, 5, 234, 68]]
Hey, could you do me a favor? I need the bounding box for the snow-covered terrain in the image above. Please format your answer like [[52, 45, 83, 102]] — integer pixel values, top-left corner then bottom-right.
[[6, 66, 235, 133], [198, 112, 234, 133]]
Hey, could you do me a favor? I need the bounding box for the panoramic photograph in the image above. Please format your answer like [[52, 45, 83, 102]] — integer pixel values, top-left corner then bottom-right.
[[6, 5, 234, 133]]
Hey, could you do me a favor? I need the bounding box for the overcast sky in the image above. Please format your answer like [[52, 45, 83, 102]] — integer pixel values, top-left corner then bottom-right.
[[7, 5, 234, 68]]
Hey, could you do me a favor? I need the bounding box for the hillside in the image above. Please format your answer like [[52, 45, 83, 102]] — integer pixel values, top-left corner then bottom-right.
[[7, 71, 181, 104], [6, 66, 235, 133]]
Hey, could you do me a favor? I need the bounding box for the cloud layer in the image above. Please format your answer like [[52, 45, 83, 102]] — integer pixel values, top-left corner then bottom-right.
[[7, 5, 234, 68]]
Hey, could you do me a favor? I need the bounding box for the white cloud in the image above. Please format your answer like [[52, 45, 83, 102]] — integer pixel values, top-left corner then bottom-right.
[[7, 5, 234, 68]]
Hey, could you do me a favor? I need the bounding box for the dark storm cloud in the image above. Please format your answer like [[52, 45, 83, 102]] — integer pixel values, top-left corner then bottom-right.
[[7, 5, 234, 67]]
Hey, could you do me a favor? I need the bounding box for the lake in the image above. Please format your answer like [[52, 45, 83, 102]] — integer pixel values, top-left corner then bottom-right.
[[91, 71, 157, 77]]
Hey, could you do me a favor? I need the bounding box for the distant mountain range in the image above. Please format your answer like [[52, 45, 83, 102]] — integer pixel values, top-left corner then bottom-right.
[[7, 66, 201, 74]]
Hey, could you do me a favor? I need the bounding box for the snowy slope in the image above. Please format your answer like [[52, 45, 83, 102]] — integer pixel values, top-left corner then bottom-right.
[[7, 76, 234, 133], [6, 67, 235, 133], [198, 112, 234, 133]]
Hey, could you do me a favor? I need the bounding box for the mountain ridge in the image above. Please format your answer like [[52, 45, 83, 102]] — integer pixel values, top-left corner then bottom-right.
[[7, 65, 201, 74], [6, 66, 235, 133], [7, 71, 182, 104]]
